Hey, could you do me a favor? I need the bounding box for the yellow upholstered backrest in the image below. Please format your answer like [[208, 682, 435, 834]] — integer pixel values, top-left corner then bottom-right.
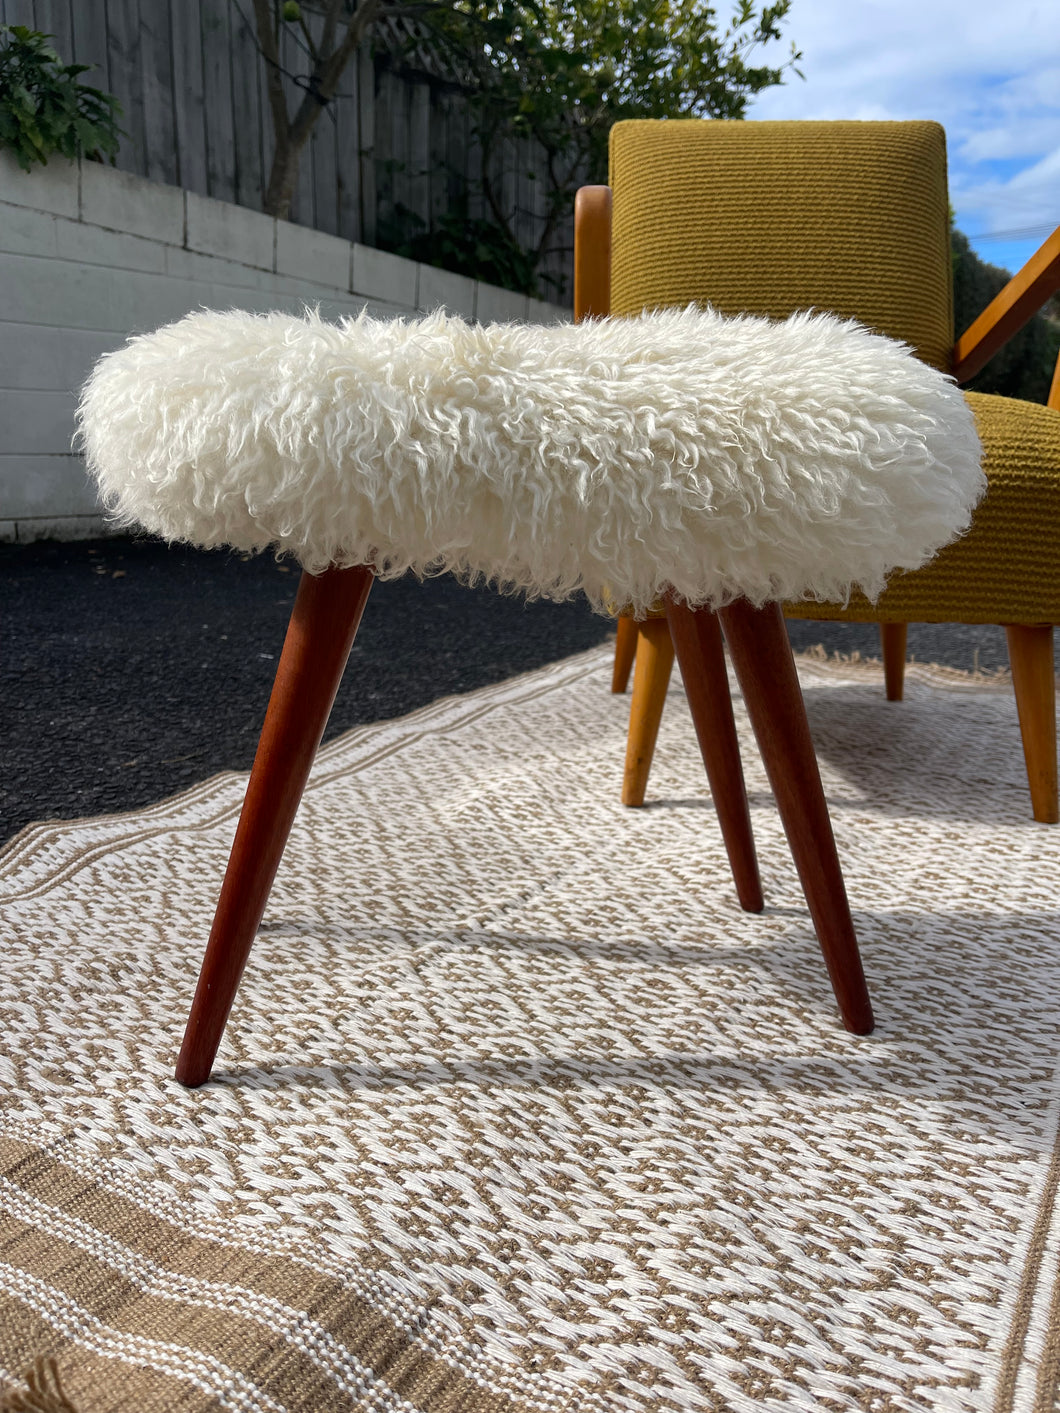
[[609, 120, 954, 372]]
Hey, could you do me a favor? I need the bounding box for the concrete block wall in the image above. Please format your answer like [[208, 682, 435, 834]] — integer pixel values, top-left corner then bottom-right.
[[0, 152, 571, 544]]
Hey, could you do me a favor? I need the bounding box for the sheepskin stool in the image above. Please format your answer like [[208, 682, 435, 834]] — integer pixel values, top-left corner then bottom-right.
[[77, 304, 984, 1086]]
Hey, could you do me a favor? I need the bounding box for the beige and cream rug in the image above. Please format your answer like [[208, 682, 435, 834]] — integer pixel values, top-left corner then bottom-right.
[[1, 643, 1058, 1413]]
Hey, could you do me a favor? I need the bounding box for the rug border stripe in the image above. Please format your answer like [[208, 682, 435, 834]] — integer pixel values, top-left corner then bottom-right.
[[0, 1138, 566, 1413], [0, 1261, 289, 1413], [0, 1122, 593, 1411]]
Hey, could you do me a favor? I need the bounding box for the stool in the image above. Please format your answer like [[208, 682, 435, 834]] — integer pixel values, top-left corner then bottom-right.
[[76, 304, 984, 1085]]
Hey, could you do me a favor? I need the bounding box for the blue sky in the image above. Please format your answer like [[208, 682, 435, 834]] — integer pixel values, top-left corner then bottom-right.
[[746, 0, 1060, 280]]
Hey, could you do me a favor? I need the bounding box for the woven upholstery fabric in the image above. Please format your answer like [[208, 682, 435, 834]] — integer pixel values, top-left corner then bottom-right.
[[788, 391, 1060, 624], [609, 119, 953, 372]]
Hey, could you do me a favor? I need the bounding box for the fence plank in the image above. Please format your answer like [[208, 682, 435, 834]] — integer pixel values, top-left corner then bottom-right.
[[310, 113, 338, 234], [140, 0, 176, 184], [334, 51, 361, 244], [256, 10, 275, 212], [446, 90, 469, 222], [406, 76, 429, 237], [104, 0, 145, 177], [200, 0, 234, 203], [373, 61, 399, 245], [428, 84, 450, 233], [515, 133, 534, 256], [68, 0, 111, 175], [499, 131, 517, 270], [306, 8, 337, 233], [3, 0, 36, 28], [356, 41, 375, 246], [230, 0, 263, 210], [33, 0, 73, 58], [170, 0, 207, 194]]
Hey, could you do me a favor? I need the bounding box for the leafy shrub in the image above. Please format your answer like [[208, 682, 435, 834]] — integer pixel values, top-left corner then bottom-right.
[[379, 194, 558, 300], [0, 24, 122, 171]]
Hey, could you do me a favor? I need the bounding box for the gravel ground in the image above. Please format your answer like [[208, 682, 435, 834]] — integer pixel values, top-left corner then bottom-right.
[[2, 534, 1047, 849]]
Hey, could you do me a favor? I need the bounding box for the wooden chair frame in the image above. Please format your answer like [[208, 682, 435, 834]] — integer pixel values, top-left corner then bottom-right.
[[582, 183, 1060, 825]]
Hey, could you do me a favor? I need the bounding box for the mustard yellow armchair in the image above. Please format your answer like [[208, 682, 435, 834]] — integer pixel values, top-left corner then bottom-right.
[[585, 120, 1060, 823]]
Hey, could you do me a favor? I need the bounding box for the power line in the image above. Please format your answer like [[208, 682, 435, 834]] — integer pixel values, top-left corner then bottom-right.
[[966, 222, 1058, 243]]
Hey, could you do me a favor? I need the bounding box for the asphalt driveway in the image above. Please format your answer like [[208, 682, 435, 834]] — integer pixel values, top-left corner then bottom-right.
[[1, 535, 1041, 849]]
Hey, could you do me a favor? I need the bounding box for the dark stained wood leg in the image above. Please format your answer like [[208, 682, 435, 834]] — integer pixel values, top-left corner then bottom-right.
[[612, 614, 638, 693], [621, 618, 675, 806], [717, 599, 874, 1034], [1005, 623, 1058, 824], [880, 622, 908, 702], [175, 564, 375, 1087], [664, 596, 764, 913]]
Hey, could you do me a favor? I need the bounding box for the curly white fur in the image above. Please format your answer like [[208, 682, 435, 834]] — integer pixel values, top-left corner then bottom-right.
[[76, 304, 983, 616]]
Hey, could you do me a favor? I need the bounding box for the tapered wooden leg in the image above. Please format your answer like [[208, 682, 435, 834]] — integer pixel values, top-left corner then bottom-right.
[[176, 564, 375, 1087], [612, 614, 638, 693], [1005, 623, 1058, 824], [880, 622, 908, 702], [622, 618, 675, 806], [664, 597, 764, 913], [717, 599, 874, 1034]]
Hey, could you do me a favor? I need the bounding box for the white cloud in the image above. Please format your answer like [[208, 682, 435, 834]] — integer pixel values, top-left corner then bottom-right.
[[745, 0, 1060, 242], [958, 116, 1060, 165], [953, 145, 1060, 232]]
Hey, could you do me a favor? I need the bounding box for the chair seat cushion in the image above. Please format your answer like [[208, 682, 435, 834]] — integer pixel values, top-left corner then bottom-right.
[[76, 304, 983, 618], [787, 392, 1060, 624]]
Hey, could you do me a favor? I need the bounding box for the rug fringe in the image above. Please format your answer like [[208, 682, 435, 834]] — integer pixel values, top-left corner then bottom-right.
[[795, 642, 1028, 689], [0, 1360, 80, 1413]]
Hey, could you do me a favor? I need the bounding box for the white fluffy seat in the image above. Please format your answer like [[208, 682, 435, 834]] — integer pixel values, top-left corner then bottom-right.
[[76, 304, 983, 618]]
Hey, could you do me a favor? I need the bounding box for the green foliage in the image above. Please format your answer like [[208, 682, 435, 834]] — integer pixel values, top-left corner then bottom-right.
[[424, 0, 799, 170], [390, 0, 800, 296], [952, 227, 1060, 404], [380, 196, 554, 298], [0, 25, 122, 171]]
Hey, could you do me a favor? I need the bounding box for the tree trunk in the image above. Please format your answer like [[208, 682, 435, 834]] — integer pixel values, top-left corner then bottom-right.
[[254, 0, 381, 222], [264, 140, 305, 221]]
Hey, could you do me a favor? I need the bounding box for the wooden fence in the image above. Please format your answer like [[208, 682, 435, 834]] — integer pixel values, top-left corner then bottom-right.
[[0, 0, 574, 299]]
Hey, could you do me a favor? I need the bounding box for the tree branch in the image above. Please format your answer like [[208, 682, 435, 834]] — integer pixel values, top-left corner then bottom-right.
[[319, 0, 381, 100]]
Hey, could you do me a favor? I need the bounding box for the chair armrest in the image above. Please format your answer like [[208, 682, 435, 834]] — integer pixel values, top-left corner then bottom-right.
[[574, 186, 612, 323], [952, 224, 1060, 384]]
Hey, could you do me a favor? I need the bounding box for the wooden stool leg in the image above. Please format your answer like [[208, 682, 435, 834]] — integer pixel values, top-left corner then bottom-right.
[[717, 599, 874, 1034], [621, 618, 675, 806], [664, 597, 764, 913], [880, 622, 908, 702], [175, 564, 374, 1087], [612, 614, 638, 693], [1005, 623, 1058, 824]]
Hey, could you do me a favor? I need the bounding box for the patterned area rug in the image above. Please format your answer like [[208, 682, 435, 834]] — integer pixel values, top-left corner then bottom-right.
[[1, 643, 1058, 1413]]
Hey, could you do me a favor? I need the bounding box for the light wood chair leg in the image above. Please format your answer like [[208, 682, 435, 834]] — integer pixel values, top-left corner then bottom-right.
[[717, 599, 874, 1034], [621, 618, 675, 806], [880, 622, 908, 702], [664, 597, 764, 913], [176, 564, 375, 1087], [612, 614, 638, 693], [1005, 623, 1058, 824]]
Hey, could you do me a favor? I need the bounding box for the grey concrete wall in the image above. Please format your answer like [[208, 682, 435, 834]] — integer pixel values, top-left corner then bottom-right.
[[0, 152, 570, 543]]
